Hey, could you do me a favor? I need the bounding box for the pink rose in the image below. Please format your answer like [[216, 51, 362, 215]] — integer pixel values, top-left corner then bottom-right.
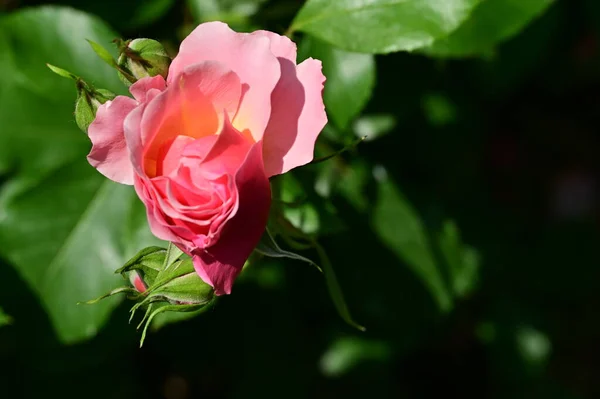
[[86, 22, 326, 295]]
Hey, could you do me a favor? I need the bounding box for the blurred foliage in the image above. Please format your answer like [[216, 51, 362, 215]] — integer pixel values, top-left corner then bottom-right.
[[0, 307, 11, 327], [1, 0, 599, 398]]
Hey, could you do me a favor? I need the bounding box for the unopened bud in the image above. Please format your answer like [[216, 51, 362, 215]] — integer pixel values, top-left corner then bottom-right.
[[74, 84, 115, 133], [117, 38, 171, 85], [82, 244, 215, 346]]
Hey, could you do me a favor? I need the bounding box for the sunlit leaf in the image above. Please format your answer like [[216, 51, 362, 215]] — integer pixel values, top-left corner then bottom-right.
[[0, 6, 159, 343], [291, 0, 481, 54]]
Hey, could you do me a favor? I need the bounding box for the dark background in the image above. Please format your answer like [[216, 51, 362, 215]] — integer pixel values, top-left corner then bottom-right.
[[1, 0, 600, 398]]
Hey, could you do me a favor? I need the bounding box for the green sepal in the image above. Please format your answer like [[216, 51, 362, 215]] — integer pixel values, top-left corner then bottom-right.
[[78, 286, 141, 305], [86, 39, 137, 83], [115, 246, 166, 286], [144, 270, 214, 305], [46, 63, 78, 80], [86, 39, 117, 67]]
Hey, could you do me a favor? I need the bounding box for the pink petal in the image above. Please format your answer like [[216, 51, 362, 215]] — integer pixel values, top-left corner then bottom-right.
[[168, 21, 280, 142], [134, 175, 181, 244], [124, 102, 147, 175], [156, 135, 195, 176], [87, 96, 138, 185], [197, 115, 254, 177], [251, 30, 297, 61], [129, 75, 166, 102], [262, 58, 327, 177], [192, 141, 271, 295], [139, 62, 243, 177]]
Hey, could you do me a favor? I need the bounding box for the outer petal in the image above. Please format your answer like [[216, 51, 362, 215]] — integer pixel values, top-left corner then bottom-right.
[[87, 96, 138, 185], [193, 141, 271, 295], [262, 58, 327, 177], [124, 102, 147, 175], [251, 30, 297, 60], [168, 21, 280, 141], [129, 75, 166, 102]]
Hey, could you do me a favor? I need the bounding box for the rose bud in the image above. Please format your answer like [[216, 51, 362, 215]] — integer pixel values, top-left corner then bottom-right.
[[117, 38, 171, 84], [75, 86, 115, 133]]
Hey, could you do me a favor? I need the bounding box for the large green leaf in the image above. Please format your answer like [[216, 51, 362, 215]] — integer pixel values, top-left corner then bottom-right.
[[372, 173, 453, 312], [422, 0, 555, 57], [290, 0, 481, 54], [299, 35, 375, 130], [0, 6, 159, 343]]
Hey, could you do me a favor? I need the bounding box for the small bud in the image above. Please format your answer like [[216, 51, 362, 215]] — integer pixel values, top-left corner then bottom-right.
[[74, 83, 116, 133], [82, 244, 215, 346], [117, 38, 171, 85]]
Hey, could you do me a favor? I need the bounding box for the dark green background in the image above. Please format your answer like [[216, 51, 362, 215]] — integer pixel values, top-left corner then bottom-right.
[[1, 0, 600, 398]]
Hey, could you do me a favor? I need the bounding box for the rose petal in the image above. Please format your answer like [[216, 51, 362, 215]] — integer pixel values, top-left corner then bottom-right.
[[251, 30, 297, 61], [156, 135, 195, 177], [129, 75, 166, 102], [192, 141, 271, 295], [138, 62, 243, 177], [168, 21, 280, 142], [87, 96, 138, 185], [197, 115, 254, 176], [124, 102, 147, 175], [262, 57, 327, 176]]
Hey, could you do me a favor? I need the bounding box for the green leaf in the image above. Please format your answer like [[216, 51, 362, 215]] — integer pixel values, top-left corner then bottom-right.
[[299, 35, 375, 130], [0, 6, 158, 343], [0, 307, 12, 327], [422, 0, 555, 57], [372, 170, 453, 312], [290, 0, 481, 54], [438, 220, 480, 298]]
